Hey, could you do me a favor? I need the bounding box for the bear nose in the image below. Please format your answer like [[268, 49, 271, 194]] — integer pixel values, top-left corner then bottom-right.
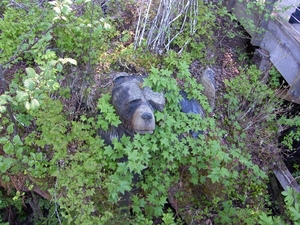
[[141, 112, 153, 121]]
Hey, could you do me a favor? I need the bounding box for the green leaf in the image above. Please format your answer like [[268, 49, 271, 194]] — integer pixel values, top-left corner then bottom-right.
[[0, 136, 8, 144], [7, 123, 14, 134], [0, 156, 14, 173], [258, 212, 274, 225], [61, 5, 72, 15], [59, 58, 77, 65], [22, 155, 29, 164], [208, 172, 220, 183], [219, 167, 229, 178], [25, 68, 37, 77], [0, 95, 7, 105], [13, 135, 23, 146], [104, 23, 111, 30], [290, 206, 300, 220], [104, 146, 114, 157], [56, 63, 63, 71], [52, 82, 60, 91], [3, 142, 14, 155], [25, 101, 31, 110], [53, 7, 61, 14], [0, 105, 6, 113], [162, 151, 169, 159], [120, 135, 131, 146], [24, 78, 35, 91], [16, 148, 23, 159], [84, 159, 97, 172], [16, 91, 29, 103], [30, 99, 40, 110], [117, 180, 131, 195]]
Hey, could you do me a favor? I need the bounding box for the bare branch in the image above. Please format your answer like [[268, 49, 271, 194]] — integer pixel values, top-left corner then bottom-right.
[[0, 65, 18, 136], [134, 0, 198, 54]]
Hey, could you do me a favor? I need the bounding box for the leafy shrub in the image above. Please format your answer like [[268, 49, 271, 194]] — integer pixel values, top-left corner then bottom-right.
[[259, 187, 300, 225], [0, 56, 271, 224], [222, 65, 282, 156], [0, 5, 55, 65]]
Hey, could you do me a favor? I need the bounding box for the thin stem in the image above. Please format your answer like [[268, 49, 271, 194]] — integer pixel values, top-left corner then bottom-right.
[[0, 65, 18, 136]]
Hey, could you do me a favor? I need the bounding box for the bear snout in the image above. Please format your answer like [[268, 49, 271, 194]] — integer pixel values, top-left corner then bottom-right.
[[132, 104, 155, 134], [141, 112, 153, 121]]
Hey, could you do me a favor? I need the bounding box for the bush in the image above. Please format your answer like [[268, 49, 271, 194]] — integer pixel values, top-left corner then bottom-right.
[[0, 0, 299, 224]]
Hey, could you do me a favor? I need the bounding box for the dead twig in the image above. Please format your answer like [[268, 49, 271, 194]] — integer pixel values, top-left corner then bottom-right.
[[134, 0, 199, 54], [0, 65, 18, 136]]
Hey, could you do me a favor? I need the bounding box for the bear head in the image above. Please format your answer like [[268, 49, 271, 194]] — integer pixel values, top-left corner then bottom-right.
[[112, 73, 165, 135]]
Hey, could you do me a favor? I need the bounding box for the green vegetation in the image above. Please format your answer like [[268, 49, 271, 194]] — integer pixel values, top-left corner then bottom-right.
[[0, 0, 299, 224]]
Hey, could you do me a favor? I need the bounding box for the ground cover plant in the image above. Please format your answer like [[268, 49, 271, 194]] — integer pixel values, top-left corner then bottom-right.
[[0, 0, 300, 224]]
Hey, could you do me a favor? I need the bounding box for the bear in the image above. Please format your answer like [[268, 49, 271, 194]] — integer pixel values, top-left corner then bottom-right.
[[99, 67, 215, 143], [98, 70, 215, 214], [99, 72, 165, 144]]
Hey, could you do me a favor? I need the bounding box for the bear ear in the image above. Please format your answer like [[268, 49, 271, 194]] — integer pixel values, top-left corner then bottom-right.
[[144, 87, 165, 111], [113, 72, 129, 83]]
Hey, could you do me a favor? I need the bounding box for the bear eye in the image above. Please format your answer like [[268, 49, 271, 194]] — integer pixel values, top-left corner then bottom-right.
[[127, 99, 142, 117], [148, 100, 157, 110], [129, 99, 141, 106], [128, 99, 141, 111]]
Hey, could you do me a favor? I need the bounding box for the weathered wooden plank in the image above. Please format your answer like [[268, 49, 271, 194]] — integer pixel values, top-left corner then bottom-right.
[[260, 11, 300, 97], [273, 161, 300, 193]]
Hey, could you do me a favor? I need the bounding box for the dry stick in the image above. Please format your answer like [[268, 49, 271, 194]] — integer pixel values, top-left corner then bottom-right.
[[134, 3, 144, 49], [73, 1, 96, 112], [52, 162, 62, 225], [0, 65, 18, 136], [151, 1, 163, 50], [162, 0, 195, 53], [135, 2, 145, 42], [165, 0, 190, 52], [167, 0, 189, 25], [135, 0, 153, 49], [161, 0, 173, 50], [163, 0, 174, 51], [7, 0, 29, 12], [147, 0, 164, 50], [87, 0, 95, 73], [136, 0, 198, 54], [190, 0, 198, 34], [152, 0, 171, 52], [170, 0, 188, 49], [138, 0, 153, 47]]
